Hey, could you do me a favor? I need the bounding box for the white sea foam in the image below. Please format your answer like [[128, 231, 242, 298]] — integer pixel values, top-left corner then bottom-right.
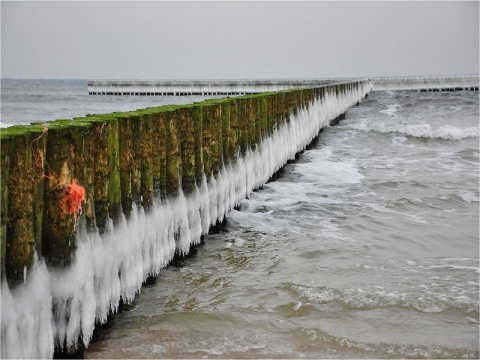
[[294, 149, 364, 185], [293, 284, 478, 313], [0, 82, 372, 358], [0, 122, 15, 128], [349, 120, 479, 140], [380, 104, 401, 117], [458, 191, 480, 203]]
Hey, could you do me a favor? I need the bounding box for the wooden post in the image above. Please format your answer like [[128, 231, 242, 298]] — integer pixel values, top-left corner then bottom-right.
[[221, 102, 231, 164], [140, 113, 154, 210], [88, 117, 121, 230], [166, 111, 181, 196], [228, 98, 239, 159], [193, 106, 204, 184], [118, 115, 142, 219], [3, 126, 45, 284], [42, 123, 90, 267], [1, 136, 10, 280], [178, 107, 196, 194]]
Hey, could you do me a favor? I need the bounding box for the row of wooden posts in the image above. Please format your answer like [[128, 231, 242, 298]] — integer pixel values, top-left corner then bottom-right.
[[0, 82, 364, 287]]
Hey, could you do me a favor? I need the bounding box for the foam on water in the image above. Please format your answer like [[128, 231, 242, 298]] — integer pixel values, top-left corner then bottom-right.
[[292, 281, 478, 313], [346, 118, 479, 140], [371, 75, 480, 91], [0, 82, 371, 357]]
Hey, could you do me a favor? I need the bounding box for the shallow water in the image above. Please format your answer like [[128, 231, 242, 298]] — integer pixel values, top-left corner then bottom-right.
[[84, 90, 479, 358]]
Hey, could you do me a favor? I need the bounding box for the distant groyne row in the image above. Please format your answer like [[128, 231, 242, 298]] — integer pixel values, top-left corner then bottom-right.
[[1, 81, 372, 358], [87, 79, 336, 96], [371, 75, 479, 91], [88, 76, 479, 96]]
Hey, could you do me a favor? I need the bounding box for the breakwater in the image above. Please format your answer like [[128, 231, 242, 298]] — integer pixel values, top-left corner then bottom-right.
[[371, 75, 479, 91], [0, 81, 371, 358], [87, 79, 338, 96]]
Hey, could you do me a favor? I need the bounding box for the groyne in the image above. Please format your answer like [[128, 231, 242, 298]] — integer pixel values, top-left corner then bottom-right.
[[371, 75, 479, 91], [88, 76, 480, 96], [0, 81, 371, 358], [87, 79, 338, 96]]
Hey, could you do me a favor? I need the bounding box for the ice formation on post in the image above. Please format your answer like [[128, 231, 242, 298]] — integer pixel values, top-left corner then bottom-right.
[[0, 82, 371, 359]]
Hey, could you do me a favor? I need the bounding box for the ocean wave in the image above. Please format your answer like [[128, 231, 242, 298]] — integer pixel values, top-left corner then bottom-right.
[[457, 191, 480, 203], [347, 120, 479, 140], [292, 284, 478, 313], [380, 104, 401, 117], [300, 328, 479, 359]]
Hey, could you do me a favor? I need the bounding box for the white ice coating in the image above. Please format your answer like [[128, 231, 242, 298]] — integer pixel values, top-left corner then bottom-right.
[[371, 75, 480, 91], [0, 81, 372, 359]]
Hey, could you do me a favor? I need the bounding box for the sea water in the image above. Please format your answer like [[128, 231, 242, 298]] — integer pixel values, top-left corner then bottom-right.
[[84, 89, 479, 359], [0, 79, 221, 127], [1, 80, 478, 358]]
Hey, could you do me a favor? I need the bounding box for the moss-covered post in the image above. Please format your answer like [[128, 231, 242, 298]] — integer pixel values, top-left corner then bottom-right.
[[209, 103, 222, 175], [265, 95, 274, 135], [166, 111, 181, 196], [246, 97, 256, 148], [277, 92, 286, 124], [68, 119, 96, 232], [1, 136, 10, 280], [228, 98, 239, 159], [42, 124, 88, 267], [201, 101, 225, 175], [3, 126, 46, 285], [118, 115, 142, 219], [258, 96, 268, 140], [284, 91, 294, 121], [158, 112, 168, 199], [140, 113, 154, 210], [88, 117, 121, 230], [237, 98, 248, 155], [201, 105, 213, 177], [150, 112, 165, 199], [272, 94, 281, 131], [178, 107, 196, 194], [193, 106, 204, 184], [294, 90, 300, 110], [221, 102, 230, 164]]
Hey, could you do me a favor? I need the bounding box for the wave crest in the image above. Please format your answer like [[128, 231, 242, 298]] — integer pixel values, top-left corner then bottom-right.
[[349, 120, 479, 140]]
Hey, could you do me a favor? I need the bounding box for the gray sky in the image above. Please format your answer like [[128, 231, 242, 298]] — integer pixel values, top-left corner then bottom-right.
[[1, 1, 479, 79]]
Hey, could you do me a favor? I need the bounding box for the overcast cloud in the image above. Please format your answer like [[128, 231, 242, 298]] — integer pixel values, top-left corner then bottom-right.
[[1, 1, 478, 79]]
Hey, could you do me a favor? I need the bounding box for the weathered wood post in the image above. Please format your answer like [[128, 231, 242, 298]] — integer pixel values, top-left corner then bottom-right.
[[246, 97, 257, 148], [2, 126, 46, 285], [210, 103, 222, 176], [221, 102, 231, 164], [178, 106, 196, 194], [87, 116, 121, 230], [42, 123, 91, 267], [237, 98, 248, 155], [165, 110, 181, 196], [118, 115, 142, 218], [1, 136, 10, 280], [193, 106, 204, 185], [201, 105, 214, 177], [257, 96, 268, 141], [139, 112, 154, 211], [150, 111, 166, 199], [228, 98, 239, 159]]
